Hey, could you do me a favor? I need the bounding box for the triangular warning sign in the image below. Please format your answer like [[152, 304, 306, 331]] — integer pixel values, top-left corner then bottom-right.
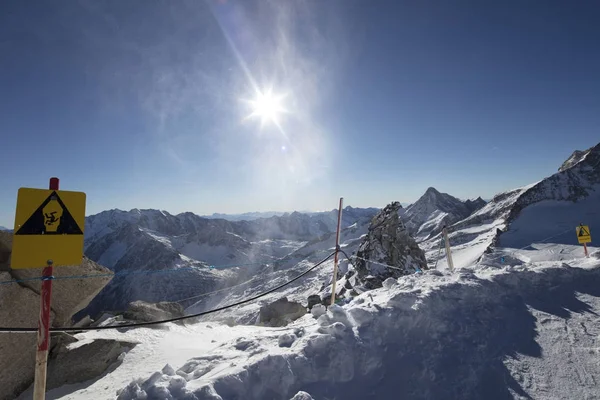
[[579, 227, 590, 237], [15, 191, 83, 235]]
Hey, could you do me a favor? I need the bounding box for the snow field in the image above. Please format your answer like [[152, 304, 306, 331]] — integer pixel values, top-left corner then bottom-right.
[[41, 250, 600, 399]]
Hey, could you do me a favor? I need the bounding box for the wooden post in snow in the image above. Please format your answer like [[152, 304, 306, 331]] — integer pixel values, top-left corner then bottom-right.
[[330, 197, 344, 306], [442, 226, 454, 271]]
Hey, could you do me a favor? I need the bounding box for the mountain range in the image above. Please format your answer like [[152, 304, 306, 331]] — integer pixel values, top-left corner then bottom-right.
[[79, 206, 378, 316], [202, 211, 288, 221], [202, 207, 397, 221], [77, 141, 600, 319], [23, 140, 600, 400]]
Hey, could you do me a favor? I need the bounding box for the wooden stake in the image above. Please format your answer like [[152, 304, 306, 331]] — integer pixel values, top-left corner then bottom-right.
[[33, 177, 58, 400], [330, 197, 344, 306], [443, 226, 454, 271]]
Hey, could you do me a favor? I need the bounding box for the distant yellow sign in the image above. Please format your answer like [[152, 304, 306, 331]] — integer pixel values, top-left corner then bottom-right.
[[576, 225, 592, 244], [11, 188, 86, 269]]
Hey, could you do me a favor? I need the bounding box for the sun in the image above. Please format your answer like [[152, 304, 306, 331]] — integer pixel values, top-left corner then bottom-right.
[[246, 88, 287, 127]]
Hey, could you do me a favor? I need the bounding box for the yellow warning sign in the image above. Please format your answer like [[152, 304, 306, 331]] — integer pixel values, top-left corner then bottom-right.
[[576, 225, 592, 244], [11, 188, 86, 269]]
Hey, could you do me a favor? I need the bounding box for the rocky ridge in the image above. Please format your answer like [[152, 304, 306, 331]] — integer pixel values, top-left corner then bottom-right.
[[352, 202, 427, 290]]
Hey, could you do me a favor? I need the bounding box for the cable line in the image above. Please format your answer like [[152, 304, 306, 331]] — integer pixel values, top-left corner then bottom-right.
[[0, 252, 335, 333]]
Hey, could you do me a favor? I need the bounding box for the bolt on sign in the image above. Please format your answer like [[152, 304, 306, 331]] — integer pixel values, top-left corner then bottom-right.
[[576, 225, 592, 244], [11, 188, 86, 269]]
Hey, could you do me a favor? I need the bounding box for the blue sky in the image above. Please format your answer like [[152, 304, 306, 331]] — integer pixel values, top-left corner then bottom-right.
[[1, 0, 599, 227]]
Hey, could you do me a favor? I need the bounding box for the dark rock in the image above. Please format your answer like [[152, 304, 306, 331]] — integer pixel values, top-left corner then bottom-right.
[[123, 300, 184, 323], [278, 333, 296, 347], [0, 231, 12, 271], [49, 332, 78, 354], [258, 297, 307, 327], [464, 197, 487, 214], [72, 315, 93, 328], [307, 295, 322, 310], [354, 202, 427, 290], [47, 338, 137, 390], [234, 338, 256, 351]]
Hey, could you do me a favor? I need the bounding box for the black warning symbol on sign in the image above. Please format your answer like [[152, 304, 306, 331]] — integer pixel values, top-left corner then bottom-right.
[[579, 227, 590, 237], [15, 191, 83, 235]]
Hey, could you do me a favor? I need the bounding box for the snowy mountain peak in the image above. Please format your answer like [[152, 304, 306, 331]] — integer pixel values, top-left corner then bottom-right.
[[559, 148, 591, 172], [398, 189, 484, 245], [403, 188, 473, 241], [425, 186, 441, 195]]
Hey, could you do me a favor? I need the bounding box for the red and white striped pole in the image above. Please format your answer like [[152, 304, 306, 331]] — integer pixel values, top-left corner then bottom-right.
[[330, 197, 344, 306], [33, 177, 58, 400]]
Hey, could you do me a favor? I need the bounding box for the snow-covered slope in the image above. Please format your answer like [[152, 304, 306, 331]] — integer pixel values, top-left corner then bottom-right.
[[421, 185, 533, 270], [34, 244, 600, 400], [403, 187, 479, 242], [185, 213, 372, 320], [81, 207, 378, 317], [499, 143, 600, 248], [81, 142, 600, 317], [424, 142, 600, 270], [19, 142, 600, 400]]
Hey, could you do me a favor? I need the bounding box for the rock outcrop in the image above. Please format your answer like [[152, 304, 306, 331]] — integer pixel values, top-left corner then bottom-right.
[[46, 337, 137, 390], [123, 300, 185, 323], [258, 297, 307, 327], [0, 270, 54, 400], [464, 197, 487, 214], [559, 149, 588, 172], [10, 257, 112, 326], [307, 294, 322, 310], [0, 232, 113, 400], [354, 202, 427, 289], [0, 231, 12, 270]]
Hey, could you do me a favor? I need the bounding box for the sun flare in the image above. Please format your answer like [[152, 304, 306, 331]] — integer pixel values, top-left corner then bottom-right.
[[246, 88, 287, 127]]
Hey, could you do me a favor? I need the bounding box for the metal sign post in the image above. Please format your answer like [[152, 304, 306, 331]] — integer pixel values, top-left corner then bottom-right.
[[576, 224, 592, 257], [10, 177, 86, 400], [33, 177, 58, 400], [330, 197, 344, 306]]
